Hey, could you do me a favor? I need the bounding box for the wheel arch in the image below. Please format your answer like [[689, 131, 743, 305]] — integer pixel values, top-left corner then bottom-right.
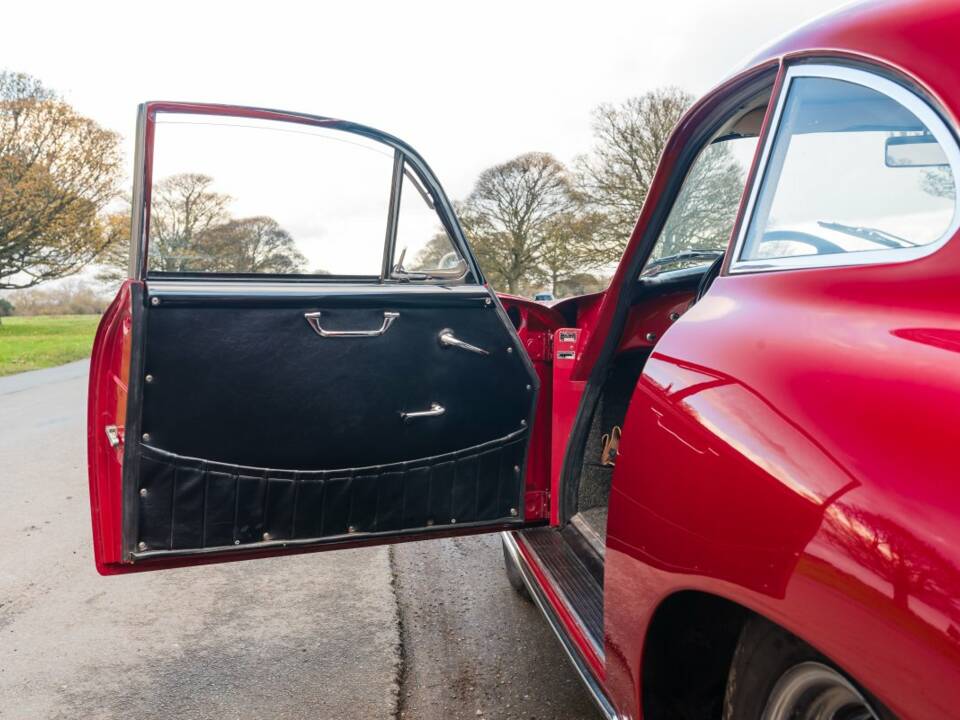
[[639, 590, 751, 720], [637, 589, 897, 720]]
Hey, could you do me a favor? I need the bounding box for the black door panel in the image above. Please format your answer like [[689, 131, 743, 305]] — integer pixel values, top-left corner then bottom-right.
[[141, 289, 532, 468], [131, 285, 537, 556]]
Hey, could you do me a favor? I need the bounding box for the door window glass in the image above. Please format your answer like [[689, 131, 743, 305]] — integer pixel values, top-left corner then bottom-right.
[[391, 163, 463, 277], [738, 74, 958, 264], [641, 135, 758, 276], [148, 114, 395, 277]]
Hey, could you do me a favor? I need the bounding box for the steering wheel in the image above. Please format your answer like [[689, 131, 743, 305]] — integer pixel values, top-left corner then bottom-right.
[[694, 254, 724, 304], [693, 228, 846, 305]]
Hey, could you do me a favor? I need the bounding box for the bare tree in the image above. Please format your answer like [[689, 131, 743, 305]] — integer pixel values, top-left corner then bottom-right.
[[824, 502, 960, 615], [93, 210, 132, 285], [197, 216, 307, 274], [0, 71, 123, 289], [922, 166, 955, 199], [576, 88, 693, 264], [458, 153, 576, 293], [650, 140, 746, 261], [98, 201, 307, 281], [148, 173, 231, 272], [538, 211, 603, 296]]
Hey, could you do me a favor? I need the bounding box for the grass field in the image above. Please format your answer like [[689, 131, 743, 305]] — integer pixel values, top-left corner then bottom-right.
[[0, 315, 100, 377]]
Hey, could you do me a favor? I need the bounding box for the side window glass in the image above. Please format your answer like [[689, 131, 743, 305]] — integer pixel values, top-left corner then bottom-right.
[[391, 163, 465, 278], [642, 135, 758, 276], [739, 73, 958, 264], [148, 114, 395, 277]]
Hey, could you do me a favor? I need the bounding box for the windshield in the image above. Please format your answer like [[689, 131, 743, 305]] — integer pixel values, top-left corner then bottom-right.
[[641, 135, 757, 276]]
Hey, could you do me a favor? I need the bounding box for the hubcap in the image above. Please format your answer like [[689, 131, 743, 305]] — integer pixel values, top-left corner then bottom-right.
[[761, 662, 879, 720]]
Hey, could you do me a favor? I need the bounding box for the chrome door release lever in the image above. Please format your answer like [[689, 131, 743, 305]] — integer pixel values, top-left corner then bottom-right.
[[438, 330, 489, 355], [400, 402, 446, 422], [305, 311, 399, 337]]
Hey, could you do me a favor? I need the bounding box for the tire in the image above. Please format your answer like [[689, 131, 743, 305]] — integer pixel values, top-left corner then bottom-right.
[[724, 617, 891, 720], [501, 535, 531, 601]]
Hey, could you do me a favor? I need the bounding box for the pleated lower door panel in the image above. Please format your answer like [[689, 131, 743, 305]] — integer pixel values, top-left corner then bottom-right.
[[134, 436, 527, 553]]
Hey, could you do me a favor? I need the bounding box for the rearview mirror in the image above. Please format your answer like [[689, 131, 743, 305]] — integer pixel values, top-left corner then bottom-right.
[[885, 134, 948, 168], [393, 250, 468, 281], [438, 251, 461, 270], [425, 256, 468, 279]]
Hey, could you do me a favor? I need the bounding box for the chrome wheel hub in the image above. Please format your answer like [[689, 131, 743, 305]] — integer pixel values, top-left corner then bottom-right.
[[761, 662, 879, 720]]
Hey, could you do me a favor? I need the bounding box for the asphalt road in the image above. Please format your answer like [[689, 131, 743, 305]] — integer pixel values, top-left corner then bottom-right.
[[0, 361, 599, 719]]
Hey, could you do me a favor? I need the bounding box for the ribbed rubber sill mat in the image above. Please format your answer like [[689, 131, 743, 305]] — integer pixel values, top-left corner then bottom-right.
[[521, 527, 604, 650]]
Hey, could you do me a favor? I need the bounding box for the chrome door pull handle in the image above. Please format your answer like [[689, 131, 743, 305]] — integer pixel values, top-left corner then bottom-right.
[[439, 330, 489, 355], [400, 402, 445, 422], [305, 311, 399, 337]]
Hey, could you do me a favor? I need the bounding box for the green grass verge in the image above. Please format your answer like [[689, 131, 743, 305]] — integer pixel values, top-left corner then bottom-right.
[[0, 314, 101, 377]]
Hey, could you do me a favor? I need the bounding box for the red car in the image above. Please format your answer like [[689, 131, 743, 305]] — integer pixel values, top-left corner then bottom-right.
[[87, 2, 960, 717]]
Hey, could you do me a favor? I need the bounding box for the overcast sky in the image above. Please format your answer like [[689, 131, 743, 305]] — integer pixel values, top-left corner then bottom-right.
[[4, 0, 847, 198]]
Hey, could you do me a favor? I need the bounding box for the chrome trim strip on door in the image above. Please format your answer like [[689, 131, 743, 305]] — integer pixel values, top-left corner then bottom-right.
[[129, 104, 149, 280], [146, 281, 489, 297], [727, 62, 960, 274], [381, 150, 405, 281], [132, 516, 528, 562], [501, 531, 618, 720]]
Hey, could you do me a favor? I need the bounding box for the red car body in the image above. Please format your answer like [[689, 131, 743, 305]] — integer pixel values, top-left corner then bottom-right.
[[548, 4, 960, 718], [87, 2, 960, 718]]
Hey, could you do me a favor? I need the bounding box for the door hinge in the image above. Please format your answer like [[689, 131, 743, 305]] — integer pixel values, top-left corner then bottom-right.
[[104, 425, 121, 449], [524, 331, 553, 362], [524, 490, 550, 521]]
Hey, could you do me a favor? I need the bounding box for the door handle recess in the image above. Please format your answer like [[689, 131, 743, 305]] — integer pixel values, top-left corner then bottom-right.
[[400, 402, 445, 422], [305, 311, 399, 337], [438, 330, 489, 355]]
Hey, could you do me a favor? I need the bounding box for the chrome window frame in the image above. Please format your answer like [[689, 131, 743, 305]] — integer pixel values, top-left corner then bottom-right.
[[728, 63, 960, 274]]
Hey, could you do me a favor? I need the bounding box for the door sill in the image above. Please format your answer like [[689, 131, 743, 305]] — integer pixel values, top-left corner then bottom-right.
[[521, 527, 604, 651], [502, 531, 617, 720]]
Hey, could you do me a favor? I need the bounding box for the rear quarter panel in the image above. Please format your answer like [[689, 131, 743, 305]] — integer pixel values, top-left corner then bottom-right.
[[605, 251, 960, 720]]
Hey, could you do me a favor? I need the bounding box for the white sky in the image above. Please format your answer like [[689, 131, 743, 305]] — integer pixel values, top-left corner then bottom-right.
[[1, 0, 849, 279]]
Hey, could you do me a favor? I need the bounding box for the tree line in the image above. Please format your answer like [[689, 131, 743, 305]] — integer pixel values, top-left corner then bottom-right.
[[417, 89, 696, 295], [95, 173, 309, 282], [0, 69, 702, 299], [0, 72, 122, 291]]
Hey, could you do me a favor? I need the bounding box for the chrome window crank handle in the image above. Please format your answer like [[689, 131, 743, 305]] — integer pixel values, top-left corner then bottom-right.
[[401, 403, 445, 423], [438, 330, 489, 355]]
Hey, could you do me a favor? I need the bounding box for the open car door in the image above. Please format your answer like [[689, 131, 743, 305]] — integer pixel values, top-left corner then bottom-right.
[[88, 103, 548, 575]]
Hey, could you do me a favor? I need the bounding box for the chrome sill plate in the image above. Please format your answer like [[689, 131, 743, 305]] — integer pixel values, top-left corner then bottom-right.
[[501, 531, 618, 720], [570, 512, 606, 559]]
